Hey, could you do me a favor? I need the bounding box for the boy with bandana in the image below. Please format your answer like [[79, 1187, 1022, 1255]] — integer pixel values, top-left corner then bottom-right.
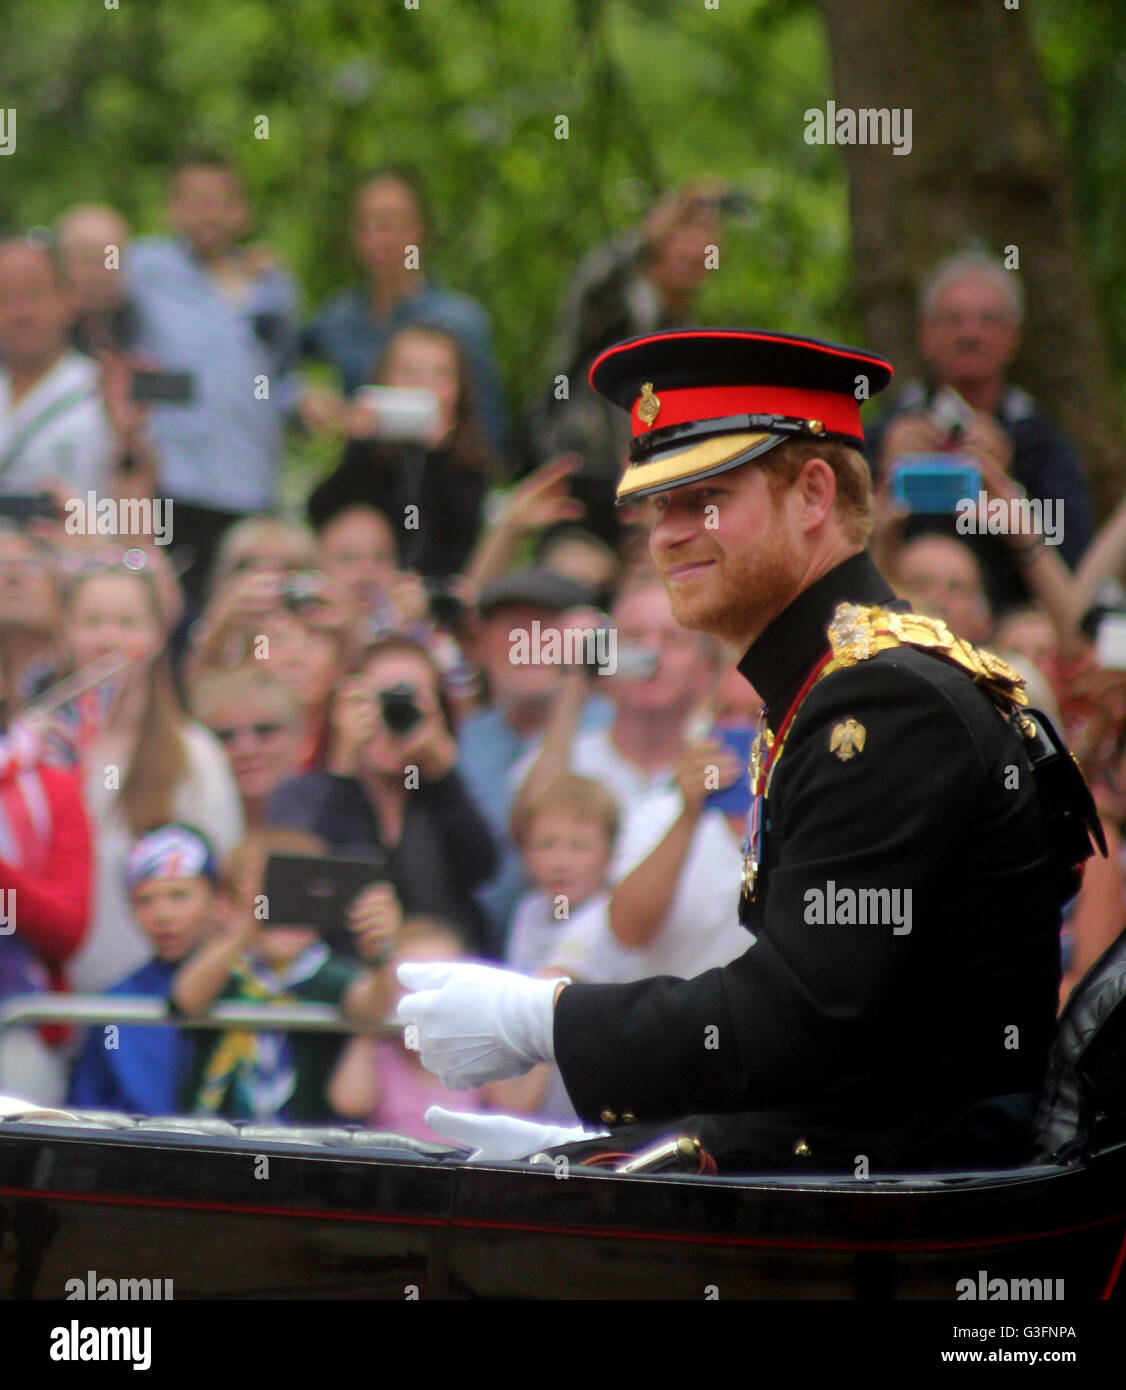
[[69, 822, 216, 1114]]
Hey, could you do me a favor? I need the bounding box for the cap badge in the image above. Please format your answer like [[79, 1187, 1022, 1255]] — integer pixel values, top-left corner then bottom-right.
[[638, 382, 661, 427], [830, 718, 866, 762]]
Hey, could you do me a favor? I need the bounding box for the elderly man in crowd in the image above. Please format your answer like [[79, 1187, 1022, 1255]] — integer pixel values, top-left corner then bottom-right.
[[867, 250, 1094, 614]]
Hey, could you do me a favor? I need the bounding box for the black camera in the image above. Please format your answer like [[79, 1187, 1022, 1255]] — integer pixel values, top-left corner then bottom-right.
[[424, 576, 465, 630], [280, 570, 326, 612], [0, 493, 59, 523], [377, 682, 423, 736]]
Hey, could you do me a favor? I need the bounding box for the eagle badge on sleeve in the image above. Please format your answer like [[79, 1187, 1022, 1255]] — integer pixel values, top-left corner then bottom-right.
[[830, 718, 866, 762]]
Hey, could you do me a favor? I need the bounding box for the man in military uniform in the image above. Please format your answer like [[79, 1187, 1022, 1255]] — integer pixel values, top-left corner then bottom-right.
[[399, 329, 1086, 1174]]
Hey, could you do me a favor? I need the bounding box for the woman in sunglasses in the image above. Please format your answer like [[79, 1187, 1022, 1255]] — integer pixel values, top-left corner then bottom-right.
[[191, 668, 305, 830]]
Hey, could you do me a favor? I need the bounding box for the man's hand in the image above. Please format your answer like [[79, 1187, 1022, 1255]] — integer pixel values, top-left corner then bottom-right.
[[961, 411, 1015, 476], [879, 412, 944, 469], [501, 456, 585, 536], [96, 350, 148, 449], [973, 449, 1044, 557], [675, 737, 741, 816], [424, 1105, 606, 1161], [396, 961, 567, 1087], [641, 180, 727, 252]]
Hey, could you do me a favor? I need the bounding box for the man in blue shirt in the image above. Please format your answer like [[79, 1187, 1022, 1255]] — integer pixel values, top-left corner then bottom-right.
[[124, 154, 300, 603]]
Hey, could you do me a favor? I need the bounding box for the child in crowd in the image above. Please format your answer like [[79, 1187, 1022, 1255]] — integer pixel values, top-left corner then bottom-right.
[[491, 775, 638, 1123], [506, 775, 635, 983], [68, 823, 219, 1114], [328, 915, 488, 1139], [172, 827, 398, 1123]]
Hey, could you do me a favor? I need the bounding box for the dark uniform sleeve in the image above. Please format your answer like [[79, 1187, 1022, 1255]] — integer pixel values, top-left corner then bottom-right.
[[553, 657, 989, 1126]]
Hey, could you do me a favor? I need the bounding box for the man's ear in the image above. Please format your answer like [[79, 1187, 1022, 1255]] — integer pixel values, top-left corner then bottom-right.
[[796, 456, 837, 530]]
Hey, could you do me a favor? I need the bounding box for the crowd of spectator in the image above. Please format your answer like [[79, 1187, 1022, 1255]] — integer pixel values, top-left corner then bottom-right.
[[1, 152, 1123, 1136]]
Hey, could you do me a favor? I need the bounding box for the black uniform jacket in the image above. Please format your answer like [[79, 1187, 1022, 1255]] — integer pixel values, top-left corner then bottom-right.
[[553, 551, 1063, 1171]]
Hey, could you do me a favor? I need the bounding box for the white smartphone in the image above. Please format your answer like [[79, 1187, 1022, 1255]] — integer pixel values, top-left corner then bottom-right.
[[930, 385, 975, 437], [354, 385, 442, 443]]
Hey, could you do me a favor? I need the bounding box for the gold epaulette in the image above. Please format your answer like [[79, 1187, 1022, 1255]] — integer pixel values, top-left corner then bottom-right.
[[824, 602, 1028, 709]]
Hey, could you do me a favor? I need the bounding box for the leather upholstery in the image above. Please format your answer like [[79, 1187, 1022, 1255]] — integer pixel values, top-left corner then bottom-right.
[[0, 1109, 459, 1158], [1033, 926, 1126, 1163]]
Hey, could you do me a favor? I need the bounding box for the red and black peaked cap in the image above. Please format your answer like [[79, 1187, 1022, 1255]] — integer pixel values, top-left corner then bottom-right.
[[589, 329, 894, 504]]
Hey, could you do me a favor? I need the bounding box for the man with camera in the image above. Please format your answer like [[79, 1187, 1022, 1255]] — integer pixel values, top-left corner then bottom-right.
[[527, 182, 736, 544], [399, 328, 1091, 1174]]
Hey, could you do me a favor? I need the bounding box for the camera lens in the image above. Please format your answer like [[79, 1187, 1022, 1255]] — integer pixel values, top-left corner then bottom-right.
[[377, 682, 423, 736]]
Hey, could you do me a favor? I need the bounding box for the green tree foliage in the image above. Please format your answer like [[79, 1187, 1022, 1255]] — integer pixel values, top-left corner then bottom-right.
[[0, 0, 844, 440], [1, 0, 1121, 465], [1032, 0, 1126, 405]]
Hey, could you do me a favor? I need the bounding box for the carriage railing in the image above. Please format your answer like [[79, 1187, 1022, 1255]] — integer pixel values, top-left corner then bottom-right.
[[0, 993, 402, 1037]]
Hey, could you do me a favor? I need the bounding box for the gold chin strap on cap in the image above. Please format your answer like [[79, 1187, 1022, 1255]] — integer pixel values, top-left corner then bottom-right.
[[615, 432, 773, 502]]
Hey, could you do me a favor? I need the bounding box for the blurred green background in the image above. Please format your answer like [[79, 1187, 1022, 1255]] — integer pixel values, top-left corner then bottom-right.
[[2, 0, 1124, 488]]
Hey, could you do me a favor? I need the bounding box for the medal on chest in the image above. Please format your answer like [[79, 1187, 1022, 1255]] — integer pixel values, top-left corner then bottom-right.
[[737, 649, 836, 925], [738, 711, 773, 923]]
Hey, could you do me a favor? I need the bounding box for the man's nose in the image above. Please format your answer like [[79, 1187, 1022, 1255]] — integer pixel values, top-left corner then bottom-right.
[[652, 503, 700, 549]]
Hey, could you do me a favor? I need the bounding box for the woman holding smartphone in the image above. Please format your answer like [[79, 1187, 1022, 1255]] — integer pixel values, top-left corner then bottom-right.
[[306, 323, 498, 580]]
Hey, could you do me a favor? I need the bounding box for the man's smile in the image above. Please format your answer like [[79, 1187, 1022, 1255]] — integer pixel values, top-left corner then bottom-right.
[[664, 559, 716, 581]]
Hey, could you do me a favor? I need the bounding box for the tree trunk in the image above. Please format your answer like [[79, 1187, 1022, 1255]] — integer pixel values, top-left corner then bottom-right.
[[818, 0, 1124, 517]]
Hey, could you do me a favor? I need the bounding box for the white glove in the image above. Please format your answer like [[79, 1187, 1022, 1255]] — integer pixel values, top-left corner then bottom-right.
[[396, 961, 568, 1087], [0, 1094, 78, 1121], [425, 1105, 608, 1161]]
